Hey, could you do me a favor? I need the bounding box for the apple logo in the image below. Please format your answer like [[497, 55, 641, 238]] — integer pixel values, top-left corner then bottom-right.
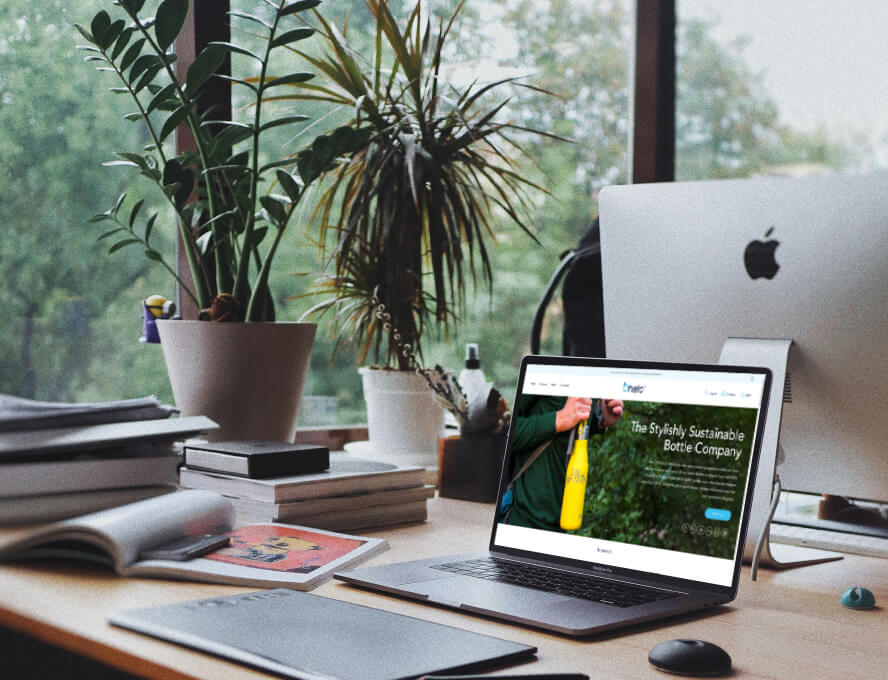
[[744, 227, 780, 279]]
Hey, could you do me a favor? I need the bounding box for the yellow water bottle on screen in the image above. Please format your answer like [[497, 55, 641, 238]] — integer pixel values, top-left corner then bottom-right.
[[560, 420, 589, 531]]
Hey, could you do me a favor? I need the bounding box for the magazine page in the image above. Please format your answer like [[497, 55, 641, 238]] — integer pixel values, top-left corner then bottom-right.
[[127, 524, 389, 590], [0, 490, 234, 571]]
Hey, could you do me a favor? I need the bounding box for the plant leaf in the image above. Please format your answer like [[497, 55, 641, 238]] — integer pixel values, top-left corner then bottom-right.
[[90, 11, 111, 48], [270, 28, 315, 50], [155, 0, 189, 51], [159, 105, 191, 143], [108, 238, 140, 253], [276, 169, 303, 202], [278, 0, 322, 18], [186, 43, 227, 94]]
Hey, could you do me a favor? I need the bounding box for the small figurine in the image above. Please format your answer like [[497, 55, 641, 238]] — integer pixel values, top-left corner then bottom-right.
[[140, 294, 177, 343]]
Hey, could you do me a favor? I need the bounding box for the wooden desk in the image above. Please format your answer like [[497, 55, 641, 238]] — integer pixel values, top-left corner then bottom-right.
[[1, 495, 886, 679]]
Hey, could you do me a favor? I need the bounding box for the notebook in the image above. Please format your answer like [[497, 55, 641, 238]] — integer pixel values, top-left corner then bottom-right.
[[336, 355, 771, 636], [109, 589, 536, 680]]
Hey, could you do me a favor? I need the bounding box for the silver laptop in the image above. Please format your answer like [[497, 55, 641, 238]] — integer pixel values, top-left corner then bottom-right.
[[335, 356, 771, 636]]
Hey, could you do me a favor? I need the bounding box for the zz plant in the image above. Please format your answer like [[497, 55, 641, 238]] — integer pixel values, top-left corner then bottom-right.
[[77, 0, 367, 321]]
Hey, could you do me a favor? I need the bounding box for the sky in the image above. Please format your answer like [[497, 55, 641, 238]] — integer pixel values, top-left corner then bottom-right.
[[680, 0, 888, 168]]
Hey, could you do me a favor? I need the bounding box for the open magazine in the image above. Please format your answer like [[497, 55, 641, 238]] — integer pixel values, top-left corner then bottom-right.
[[0, 490, 387, 590]]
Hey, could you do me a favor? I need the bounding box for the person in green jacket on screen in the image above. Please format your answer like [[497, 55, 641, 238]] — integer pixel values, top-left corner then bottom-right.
[[505, 395, 623, 531]]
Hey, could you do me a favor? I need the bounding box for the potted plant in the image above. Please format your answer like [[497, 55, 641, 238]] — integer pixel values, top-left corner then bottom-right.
[[292, 0, 557, 463], [76, 0, 368, 440]]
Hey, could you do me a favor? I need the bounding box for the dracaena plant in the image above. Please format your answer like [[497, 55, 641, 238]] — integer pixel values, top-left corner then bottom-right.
[[76, 0, 367, 321], [290, 0, 558, 367]]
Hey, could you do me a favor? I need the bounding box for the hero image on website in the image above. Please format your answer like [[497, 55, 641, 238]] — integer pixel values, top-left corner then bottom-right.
[[500, 390, 759, 563]]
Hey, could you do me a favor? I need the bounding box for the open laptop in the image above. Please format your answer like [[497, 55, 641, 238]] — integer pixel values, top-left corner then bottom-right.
[[335, 355, 771, 636]]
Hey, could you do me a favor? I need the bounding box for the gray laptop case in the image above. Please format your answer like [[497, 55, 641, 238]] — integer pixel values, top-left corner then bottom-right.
[[336, 356, 771, 636]]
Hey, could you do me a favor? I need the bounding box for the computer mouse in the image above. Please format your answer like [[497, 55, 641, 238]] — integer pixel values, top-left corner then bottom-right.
[[648, 638, 732, 677]]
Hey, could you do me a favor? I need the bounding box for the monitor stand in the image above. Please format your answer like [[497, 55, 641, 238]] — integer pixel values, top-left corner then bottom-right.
[[718, 338, 843, 579]]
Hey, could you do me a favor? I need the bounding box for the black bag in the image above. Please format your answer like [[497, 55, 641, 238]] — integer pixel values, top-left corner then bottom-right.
[[530, 218, 605, 357]]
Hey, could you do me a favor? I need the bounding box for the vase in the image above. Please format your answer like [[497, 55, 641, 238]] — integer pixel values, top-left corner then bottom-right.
[[156, 320, 315, 442], [437, 432, 508, 502], [357, 367, 444, 468]]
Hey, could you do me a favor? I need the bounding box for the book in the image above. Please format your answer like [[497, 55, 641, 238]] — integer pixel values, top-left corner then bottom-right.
[[183, 440, 329, 478], [0, 486, 176, 524], [179, 454, 426, 503], [0, 490, 387, 590], [1, 444, 180, 497], [0, 415, 217, 460], [230, 484, 436, 521], [0, 394, 176, 432], [109, 589, 536, 680], [234, 498, 431, 532]]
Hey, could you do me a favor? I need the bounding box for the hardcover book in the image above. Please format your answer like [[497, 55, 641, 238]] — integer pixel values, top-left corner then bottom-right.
[[179, 454, 426, 503], [0, 490, 387, 590], [183, 440, 329, 478]]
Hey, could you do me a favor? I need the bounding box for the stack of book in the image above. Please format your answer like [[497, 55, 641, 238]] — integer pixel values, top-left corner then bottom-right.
[[0, 394, 217, 524], [179, 445, 434, 532]]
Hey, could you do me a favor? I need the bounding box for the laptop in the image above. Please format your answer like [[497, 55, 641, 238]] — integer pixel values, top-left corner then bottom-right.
[[335, 355, 771, 636]]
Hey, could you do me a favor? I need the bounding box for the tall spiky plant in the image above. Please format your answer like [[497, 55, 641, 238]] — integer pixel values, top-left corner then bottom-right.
[[289, 0, 561, 367]]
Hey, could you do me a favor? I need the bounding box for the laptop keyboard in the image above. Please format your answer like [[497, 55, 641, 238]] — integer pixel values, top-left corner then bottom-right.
[[432, 557, 682, 608]]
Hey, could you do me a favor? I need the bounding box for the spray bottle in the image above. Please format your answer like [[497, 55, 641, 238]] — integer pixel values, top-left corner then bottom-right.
[[560, 419, 589, 531]]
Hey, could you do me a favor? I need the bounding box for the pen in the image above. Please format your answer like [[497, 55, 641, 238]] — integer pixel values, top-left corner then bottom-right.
[[422, 675, 589, 680]]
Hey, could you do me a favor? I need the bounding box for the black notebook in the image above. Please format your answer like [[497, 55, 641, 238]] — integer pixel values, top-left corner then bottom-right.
[[109, 589, 536, 680]]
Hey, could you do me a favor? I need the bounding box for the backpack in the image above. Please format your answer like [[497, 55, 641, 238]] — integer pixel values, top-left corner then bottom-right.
[[529, 217, 605, 357]]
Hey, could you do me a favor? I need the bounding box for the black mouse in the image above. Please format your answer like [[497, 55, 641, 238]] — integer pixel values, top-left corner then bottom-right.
[[648, 639, 732, 677]]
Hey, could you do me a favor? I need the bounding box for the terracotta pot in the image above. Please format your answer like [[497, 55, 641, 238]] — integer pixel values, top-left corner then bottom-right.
[[156, 320, 315, 442]]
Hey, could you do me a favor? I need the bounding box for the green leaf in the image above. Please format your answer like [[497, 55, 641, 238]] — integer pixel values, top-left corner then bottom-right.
[[276, 169, 303, 202], [258, 115, 309, 133], [90, 11, 111, 48], [129, 53, 161, 83], [155, 0, 189, 51], [119, 0, 147, 14], [97, 227, 124, 240], [111, 27, 134, 60], [146, 83, 177, 114], [206, 41, 262, 63], [259, 195, 288, 226], [74, 24, 95, 45], [144, 248, 163, 261], [144, 213, 158, 243], [159, 105, 191, 143], [129, 199, 145, 227], [278, 0, 322, 18], [104, 19, 126, 50], [108, 239, 139, 254], [262, 73, 315, 89], [186, 43, 227, 94], [227, 11, 273, 30], [270, 28, 315, 50], [120, 38, 146, 72]]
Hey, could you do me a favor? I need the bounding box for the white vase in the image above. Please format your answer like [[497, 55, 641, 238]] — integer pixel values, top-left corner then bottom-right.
[[156, 320, 315, 442], [358, 367, 444, 467]]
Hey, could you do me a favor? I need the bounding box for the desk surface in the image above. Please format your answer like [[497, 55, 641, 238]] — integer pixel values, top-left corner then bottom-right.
[[1, 495, 886, 680]]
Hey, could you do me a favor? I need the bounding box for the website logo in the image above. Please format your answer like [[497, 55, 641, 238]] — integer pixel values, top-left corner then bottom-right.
[[623, 382, 645, 394]]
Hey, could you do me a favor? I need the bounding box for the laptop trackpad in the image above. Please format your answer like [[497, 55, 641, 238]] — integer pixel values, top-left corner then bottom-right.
[[403, 574, 573, 612]]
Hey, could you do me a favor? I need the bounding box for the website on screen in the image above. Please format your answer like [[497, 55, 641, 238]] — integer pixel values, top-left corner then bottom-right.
[[494, 365, 766, 587]]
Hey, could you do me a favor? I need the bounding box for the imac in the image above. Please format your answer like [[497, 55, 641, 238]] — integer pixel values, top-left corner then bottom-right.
[[598, 171, 888, 564]]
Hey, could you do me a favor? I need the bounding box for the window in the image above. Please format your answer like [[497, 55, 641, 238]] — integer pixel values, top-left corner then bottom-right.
[[676, 0, 888, 179], [2, 0, 636, 423]]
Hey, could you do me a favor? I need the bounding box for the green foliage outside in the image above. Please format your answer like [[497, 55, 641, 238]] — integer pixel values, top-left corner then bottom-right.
[[0, 0, 861, 421], [577, 402, 758, 560]]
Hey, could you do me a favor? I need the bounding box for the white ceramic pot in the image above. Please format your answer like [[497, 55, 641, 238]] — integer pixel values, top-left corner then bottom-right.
[[156, 320, 315, 442], [358, 367, 444, 467]]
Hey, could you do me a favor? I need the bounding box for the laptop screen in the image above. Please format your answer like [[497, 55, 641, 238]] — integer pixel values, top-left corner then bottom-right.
[[491, 357, 770, 589]]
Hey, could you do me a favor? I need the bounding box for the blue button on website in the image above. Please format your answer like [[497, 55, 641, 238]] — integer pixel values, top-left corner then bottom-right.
[[705, 508, 732, 521]]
